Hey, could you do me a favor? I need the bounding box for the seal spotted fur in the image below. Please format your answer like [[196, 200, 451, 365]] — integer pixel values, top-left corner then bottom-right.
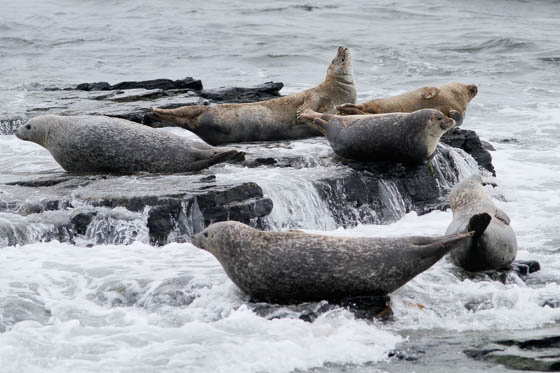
[[300, 109, 455, 164], [15, 114, 244, 173], [150, 47, 357, 145], [446, 174, 518, 271], [192, 221, 473, 303]]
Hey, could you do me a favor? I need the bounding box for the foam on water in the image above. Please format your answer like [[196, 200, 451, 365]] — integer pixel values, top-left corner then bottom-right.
[[0, 241, 400, 372]]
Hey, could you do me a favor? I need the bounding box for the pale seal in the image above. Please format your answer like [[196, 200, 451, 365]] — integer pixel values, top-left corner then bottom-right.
[[15, 114, 244, 173], [299, 109, 455, 164], [337, 82, 478, 126], [192, 221, 474, 303], [446, 174, 518, 271], [150, 47, 357, 145]]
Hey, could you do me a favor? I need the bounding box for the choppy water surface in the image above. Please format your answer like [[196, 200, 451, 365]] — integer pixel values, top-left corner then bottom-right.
[[1, 0, 560, 372]]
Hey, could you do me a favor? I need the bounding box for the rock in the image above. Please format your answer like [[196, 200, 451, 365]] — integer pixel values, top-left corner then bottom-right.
[[75, 77, 203, 91], [465, 335, 560, 371], [199, 81, 283, 102], [442, 129, 495, 176], [0, 175, 272, 246]]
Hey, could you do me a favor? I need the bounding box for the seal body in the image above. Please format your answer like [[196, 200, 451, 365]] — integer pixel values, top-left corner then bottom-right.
[[446, 174, 518, 271], [300, 109, 455, 164], [192, 221, 473, 303], [337, 82, 477, 126], [151, 47, 357, 145], [15, 114, 244, 173]]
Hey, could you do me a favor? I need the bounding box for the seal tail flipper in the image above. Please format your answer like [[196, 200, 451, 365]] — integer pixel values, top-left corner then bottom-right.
[[336, 103, 367, 115], [151, 106, 205, 126], [468, 213, 492, 241], [416, 231, 474, 259], [190, 150, 245, 171]]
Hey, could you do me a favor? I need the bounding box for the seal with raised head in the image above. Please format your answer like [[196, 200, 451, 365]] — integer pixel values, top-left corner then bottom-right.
[[15, 114, 244, 173], [446, 174, 518, 271], [192, 221, 474, 303], [299, 109, 455, 164], [150, 47, 357, 145], [336, 82, 478, 126]]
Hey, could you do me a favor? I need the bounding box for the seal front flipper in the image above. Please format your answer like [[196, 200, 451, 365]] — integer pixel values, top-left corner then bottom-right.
[[448, 110, 464, 126], [336, 103, 368, 115], [420, 86, 441, 99], [494, 208, 511, 225]]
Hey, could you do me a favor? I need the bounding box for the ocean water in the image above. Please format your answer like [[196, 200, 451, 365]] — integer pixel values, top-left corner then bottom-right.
[[1, 0, 560, 372]]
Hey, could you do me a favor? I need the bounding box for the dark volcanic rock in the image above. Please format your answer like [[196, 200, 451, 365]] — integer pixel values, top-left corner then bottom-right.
[[442, 129, 495, 176], [199, 81, 283, 103], [75, 77, 203, 91], [0, 175, 272, 247], [465, 334, 560, 371]]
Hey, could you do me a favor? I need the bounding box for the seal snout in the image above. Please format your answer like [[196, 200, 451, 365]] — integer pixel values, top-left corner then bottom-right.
[[432, 112, 455, 131], [468, 84, 478, 97]]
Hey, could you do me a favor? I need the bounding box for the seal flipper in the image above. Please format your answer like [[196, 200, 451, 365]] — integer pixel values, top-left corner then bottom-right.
[[151, 106, 205, 128], [189, 150, 245, 171], [468, 213, 492, 243], [336, 103, 367, 115], [420, 86, 441, 100]]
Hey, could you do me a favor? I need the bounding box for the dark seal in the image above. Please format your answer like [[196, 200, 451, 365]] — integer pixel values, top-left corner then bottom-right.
[[15, 114, 244, 173], [192, 221, 473, 303], [150, 47, 357, 145], [446, 174, 518, 271], [300, 109, 455, 164]]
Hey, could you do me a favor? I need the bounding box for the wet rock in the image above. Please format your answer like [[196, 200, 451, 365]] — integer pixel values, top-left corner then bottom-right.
[[199, 81, 283, 102], [75, 77, 203, 91], [442, 128, 495, 176], [465, 335, 560, 371], [452, 260, 541, 285], [0, 175, 272, 246]]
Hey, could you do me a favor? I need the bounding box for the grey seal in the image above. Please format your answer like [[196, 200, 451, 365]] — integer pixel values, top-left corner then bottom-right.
[[336, 82, 478, 126], [446, 174, 518, 271], [150, 47, 357, 145], [192, 221, 474, 303], [15, 114, 244, 173], [299, 109, 455, 164]]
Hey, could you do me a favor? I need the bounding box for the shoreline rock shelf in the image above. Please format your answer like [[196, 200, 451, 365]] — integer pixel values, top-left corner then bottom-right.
[[0, 77, 494, 247]]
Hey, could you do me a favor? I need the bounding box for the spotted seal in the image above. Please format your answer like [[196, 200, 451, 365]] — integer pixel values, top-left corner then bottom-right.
[[446, 174, 518, 271], [299, 109, 455, 164], [15, 114, 244, 173], [337, 82, 478, 126], [192, 221, 474, 303], [150, 47, 357, 145]]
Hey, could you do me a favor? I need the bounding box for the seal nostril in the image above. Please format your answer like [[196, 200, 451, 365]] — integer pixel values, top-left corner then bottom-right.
[[204, 232, 208, 238], [25, 124, 31, 130]]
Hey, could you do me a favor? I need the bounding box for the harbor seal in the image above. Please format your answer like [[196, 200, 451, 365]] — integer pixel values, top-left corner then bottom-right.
[[150, 47, 357, 145], [192, 221, 474, 303], [336, 82, 478, 126], [15, 114, 244, 173], [299, 109, 455, 164], [446, 174, 518, 271]]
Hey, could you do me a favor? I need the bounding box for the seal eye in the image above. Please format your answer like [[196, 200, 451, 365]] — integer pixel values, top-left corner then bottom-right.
[[25, 124, 31, 130]]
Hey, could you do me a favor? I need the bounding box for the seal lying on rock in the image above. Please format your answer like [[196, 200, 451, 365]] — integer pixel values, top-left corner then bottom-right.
[[15, 114, 244, 173], [299, 109, 455, 164], [192, 221, 474, 303], [150, 47, 357, 145], [446, 174, 518, 271], [337, 82, 478, 126]]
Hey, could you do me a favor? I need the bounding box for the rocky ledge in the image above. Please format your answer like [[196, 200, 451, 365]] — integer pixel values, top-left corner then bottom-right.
[[0, 76, 495, 246]]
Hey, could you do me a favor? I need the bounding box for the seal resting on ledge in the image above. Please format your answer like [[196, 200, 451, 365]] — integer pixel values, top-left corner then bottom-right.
[[150, 46, 357, 145], [446, 174, 518, 271], [192, 221, 474, 303], [299, 109, 455, 164], [15, 114, 244, 173], [337, 82, 478, 126]]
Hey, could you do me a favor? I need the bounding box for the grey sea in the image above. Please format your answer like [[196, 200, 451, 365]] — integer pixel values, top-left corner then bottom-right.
[[1, 1, 560, 372]]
